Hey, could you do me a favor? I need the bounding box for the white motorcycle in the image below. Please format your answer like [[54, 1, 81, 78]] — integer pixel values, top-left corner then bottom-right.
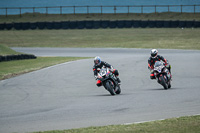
[[97, 67, 121, 95], [153, 61, 172, 89]]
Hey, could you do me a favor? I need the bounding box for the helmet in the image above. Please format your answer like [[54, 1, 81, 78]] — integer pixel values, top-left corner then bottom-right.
[[151, 49, 158, 58], [94, 56, 101, 66]]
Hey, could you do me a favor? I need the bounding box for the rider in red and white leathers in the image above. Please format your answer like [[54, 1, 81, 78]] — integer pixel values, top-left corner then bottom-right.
[[148, 49, 171, 79], [93, 56, 121, 87]]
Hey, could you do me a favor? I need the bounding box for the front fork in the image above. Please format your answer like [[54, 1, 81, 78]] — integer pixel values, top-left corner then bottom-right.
[[164, 68, 171, 80], [109, 77, 119, 92]]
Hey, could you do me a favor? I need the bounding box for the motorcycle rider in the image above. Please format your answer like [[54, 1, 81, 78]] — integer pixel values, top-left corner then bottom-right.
[[148, 49, 171, 79], [93, 56, 121, 87]]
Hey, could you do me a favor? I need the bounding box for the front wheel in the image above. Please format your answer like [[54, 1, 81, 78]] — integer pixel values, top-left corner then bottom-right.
[[105, 80, 116, 95], [160, 75, 168, 90], [115, 85, 121, 94], [168, 80, 171, 88]]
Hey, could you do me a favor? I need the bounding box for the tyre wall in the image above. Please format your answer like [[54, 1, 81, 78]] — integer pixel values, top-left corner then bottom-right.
[[0, 54, 37, 62], [1, 20, 200, 30]]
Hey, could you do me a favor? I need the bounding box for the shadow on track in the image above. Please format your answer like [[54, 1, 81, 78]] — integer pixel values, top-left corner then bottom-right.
[[147, 87, 180, 91]]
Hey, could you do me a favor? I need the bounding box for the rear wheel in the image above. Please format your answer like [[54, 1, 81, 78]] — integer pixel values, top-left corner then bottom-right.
[[105, 80, 116, 95], [160, 76, 168, 90]]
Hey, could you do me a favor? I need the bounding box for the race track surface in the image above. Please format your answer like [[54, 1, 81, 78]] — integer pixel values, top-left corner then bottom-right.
[[0, 48, 200, 133]]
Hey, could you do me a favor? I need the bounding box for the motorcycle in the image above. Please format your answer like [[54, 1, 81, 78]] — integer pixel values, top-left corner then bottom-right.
[[153, 61, 172, 89], [97, 67, 121, 95]]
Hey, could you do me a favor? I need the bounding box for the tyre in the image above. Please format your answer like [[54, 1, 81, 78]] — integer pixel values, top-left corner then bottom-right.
[[105, 80, 116, 95], [115, 85, 121, 94], [160, 76, 168, 90], [168, 80, 171, 88]]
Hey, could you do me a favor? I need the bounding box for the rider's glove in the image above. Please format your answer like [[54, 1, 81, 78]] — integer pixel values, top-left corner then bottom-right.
[[164, 60, 169, 66], [165, 62, 169, 68]]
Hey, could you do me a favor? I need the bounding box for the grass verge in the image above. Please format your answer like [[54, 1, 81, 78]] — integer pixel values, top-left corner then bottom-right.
[[1, 28, 200, 50], [1, 12, 200, 23], [0, 44, 89, 80], [0, 44, 21, 55], [34, 115, 200, 133], [0, 57, 89, 80]]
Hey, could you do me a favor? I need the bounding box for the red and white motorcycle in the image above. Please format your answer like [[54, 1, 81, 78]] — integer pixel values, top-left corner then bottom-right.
[[153, 61, 172, 89], [97, 67, 121, 95]]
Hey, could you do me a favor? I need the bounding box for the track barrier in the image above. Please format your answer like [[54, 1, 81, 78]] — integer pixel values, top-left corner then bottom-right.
[[61, 21, 70, 29], [156, 21, 164, 28], [140, 21, 148, 28], [101, 21, 109, 28], [194, 21, 200, 27], [125, 20, 133, 28], [148, 21, 156, 28], [37, 22, 46, 29], [0, 20, 200, 30], [0, 54, 37, 62], [85, 21, 94, 29], [69, 21, 77, 29], [93, 21, 101, 29], [117, 20, 125, 28], [133, 20, 141, 28], [30, 22, 37, 30], [77, 21, 85, 29], [22, 22, 30, 30], [109, 21, 117, 28]]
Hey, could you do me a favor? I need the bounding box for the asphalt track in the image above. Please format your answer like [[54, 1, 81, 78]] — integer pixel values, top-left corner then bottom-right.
[[0, 48, 200, 133]]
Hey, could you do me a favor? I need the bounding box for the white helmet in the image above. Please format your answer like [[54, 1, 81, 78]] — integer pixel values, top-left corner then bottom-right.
[[94, 56, 101, 66], [151, 49, 158, 58]]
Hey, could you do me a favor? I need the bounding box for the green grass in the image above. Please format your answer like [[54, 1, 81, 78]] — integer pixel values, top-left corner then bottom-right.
[[0, 44, 89, 80], [1, 12, 200, 23], [0, 28, 200, 50], [0, 44, 21, 55], [33, 115, 200, 133], [0, 56, 89, 80]]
